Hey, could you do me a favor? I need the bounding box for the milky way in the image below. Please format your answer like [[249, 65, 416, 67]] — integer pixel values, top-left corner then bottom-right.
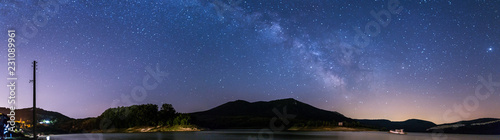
[[0, 0, 499, 124]]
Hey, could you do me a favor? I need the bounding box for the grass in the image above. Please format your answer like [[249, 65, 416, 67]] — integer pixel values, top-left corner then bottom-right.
[[153, 125, 200, 132]]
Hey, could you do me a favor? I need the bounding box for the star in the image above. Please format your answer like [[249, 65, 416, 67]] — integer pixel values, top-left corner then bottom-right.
[[487, 47, 493, 52]]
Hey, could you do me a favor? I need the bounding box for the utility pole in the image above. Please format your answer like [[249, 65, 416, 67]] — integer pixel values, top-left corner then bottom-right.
[[32, 61, 37, 140]]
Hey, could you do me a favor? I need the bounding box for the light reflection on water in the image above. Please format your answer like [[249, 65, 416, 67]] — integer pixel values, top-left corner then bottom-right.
[[47, 130, 500, 140]]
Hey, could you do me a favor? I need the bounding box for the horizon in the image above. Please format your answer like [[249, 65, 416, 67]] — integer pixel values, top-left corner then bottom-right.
[[1, 97, 498, 125], [1, 0, 499, 125]]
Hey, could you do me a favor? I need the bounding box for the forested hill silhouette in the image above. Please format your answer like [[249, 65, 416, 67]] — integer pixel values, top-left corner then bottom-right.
[[0, 107, 72, 123], [426, 118, 500, 135], [356, 119, 436, 132], [190, 98, 357, 129], [2, 99, 499, 135]]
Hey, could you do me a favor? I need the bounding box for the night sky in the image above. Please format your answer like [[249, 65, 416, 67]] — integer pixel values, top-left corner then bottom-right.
[[0, 0, 499, 124]]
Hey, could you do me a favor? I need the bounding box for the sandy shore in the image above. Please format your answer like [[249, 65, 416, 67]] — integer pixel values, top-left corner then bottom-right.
[[92, 125, 201, 133]]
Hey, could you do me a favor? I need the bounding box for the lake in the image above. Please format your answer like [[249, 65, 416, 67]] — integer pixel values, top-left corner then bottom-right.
[[45, 130, 499, 140]]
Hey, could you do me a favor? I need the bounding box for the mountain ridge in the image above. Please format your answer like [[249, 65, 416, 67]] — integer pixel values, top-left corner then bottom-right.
[[0, 98, 499, 135], [426, 118, 500, 134], [190, 98, 356, 129], [356, 118, 437, 132]]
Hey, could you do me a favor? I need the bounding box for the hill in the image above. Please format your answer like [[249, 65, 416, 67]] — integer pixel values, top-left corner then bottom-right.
[[0, 107, 72, 123], [426, 118, 500, 135], [0, 107, 73, 134], [190, 98, 358, 129], [357, 119, 436, 132], [2, 100, 499, 135]]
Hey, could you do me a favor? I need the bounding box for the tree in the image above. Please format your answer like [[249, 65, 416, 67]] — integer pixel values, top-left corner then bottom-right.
[[160, 104, 176, 116], [173, 114, 191, 126], [158, 104, 177, 126]]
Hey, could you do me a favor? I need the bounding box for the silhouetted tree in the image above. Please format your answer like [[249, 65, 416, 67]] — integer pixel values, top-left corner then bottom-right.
[[158, 104, 177, 126], [98, 104, 158, 128]]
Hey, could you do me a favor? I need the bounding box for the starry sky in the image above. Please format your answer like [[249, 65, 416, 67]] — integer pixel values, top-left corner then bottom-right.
[[0, 0, 499, 124]]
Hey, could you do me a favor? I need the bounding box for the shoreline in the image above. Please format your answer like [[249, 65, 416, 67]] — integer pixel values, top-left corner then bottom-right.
[[88, 126, 376, 133], [287, 126, 377, 132], [90, 125, 202, 133]]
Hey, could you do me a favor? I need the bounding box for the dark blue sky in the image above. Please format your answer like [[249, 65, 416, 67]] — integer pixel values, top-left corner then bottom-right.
[[0, 0, 499, 124]]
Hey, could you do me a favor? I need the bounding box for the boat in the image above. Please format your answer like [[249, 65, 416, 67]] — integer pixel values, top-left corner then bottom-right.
[[388, 129, 406, 135]]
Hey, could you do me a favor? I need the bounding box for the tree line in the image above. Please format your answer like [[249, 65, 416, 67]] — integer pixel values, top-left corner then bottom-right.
[[97, 103, 192, 128]]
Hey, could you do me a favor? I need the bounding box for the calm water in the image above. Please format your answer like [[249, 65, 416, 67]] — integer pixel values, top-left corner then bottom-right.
[[46, 130, 499, 140]]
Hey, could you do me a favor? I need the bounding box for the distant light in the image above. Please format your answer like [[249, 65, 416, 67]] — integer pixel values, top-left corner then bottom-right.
[[40, 120, 51, 124]]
